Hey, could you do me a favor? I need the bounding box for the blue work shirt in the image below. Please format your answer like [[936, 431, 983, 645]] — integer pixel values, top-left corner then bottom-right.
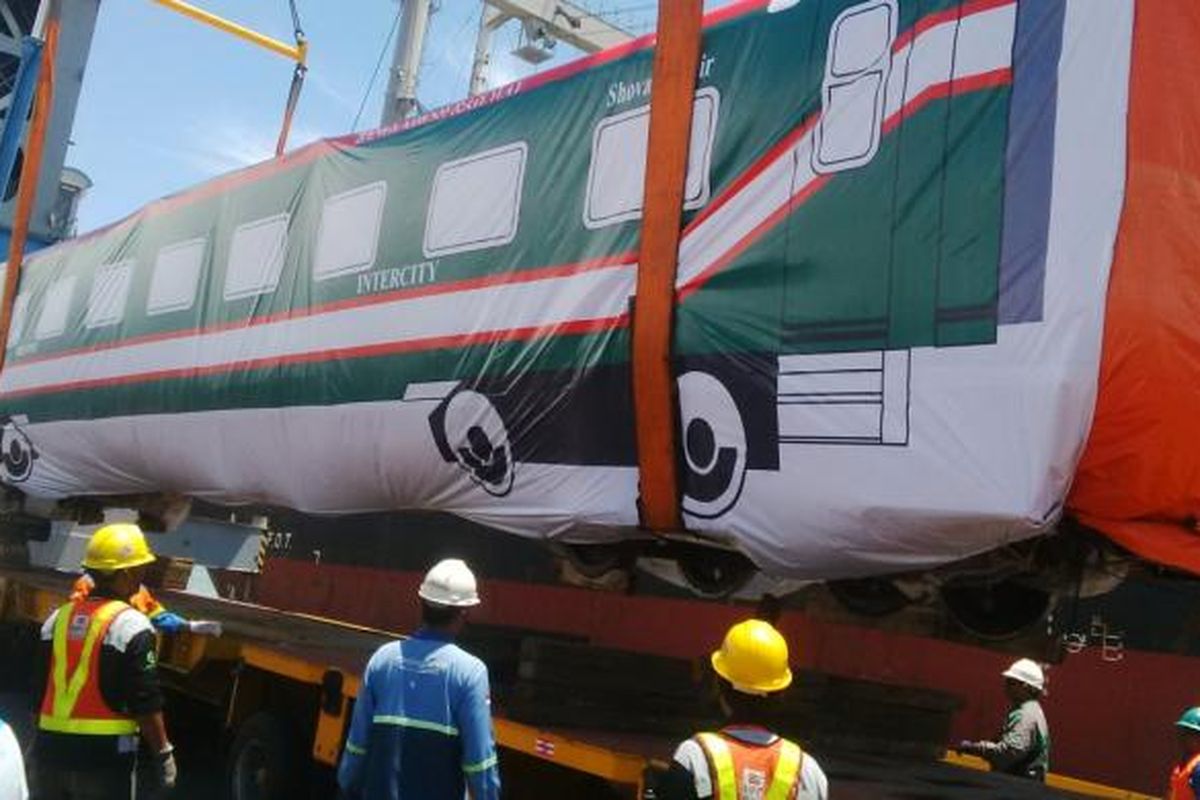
[[337, 629, 501, 799]]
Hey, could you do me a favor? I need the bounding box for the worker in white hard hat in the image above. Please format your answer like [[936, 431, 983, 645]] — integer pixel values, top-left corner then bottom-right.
[[958, 658, 1050, 781], [337, 558, 500, 799]]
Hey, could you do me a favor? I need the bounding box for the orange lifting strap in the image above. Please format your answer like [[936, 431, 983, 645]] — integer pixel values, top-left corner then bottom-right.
[[632, 0, 704, 533], [0, 4, 58, 374]]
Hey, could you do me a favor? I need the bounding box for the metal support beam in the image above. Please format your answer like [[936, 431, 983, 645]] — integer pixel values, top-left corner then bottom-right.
[[469, 0, 633, 96], [381, 0, 433, 126], [487, 0, 632, 52], [469, 5, 507, 97], [0, 0, 99, 245], [0, 0, 56, 374], [29, 517, 268, 575]]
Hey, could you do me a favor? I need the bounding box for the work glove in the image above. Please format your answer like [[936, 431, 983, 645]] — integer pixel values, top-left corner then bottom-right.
[[154, 744, 178, 792], [187, 620, 223, 637], [150, 612, 189, 634]]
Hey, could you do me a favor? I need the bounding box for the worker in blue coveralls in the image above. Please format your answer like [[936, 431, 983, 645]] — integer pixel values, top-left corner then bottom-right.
[[337, 558, 501, 799]]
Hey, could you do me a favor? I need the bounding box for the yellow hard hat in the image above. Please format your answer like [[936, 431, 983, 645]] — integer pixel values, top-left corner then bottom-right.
[[711, 619, 793, 695], [81, 523, 156, 572]]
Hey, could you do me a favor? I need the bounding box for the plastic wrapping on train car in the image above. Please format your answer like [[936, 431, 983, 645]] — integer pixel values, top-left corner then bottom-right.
[[0, 0, 1154, 579], [1067, 0, 1200, 574]]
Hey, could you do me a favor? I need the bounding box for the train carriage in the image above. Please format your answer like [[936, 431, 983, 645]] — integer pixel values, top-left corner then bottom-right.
[[0, 0, 1147, 581]]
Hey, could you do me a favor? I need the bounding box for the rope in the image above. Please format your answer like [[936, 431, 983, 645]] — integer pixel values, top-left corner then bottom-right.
[[288, 0, 304, 39], [352, 4, 402, 131]]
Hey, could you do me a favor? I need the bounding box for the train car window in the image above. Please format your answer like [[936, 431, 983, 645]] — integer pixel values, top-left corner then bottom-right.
[[314, 181, 388, 281], [7, 291, 29, 347], [224, 213, 289, 301], [424, 142, 527, 258], [34, 276, 76, 341], [584, 87, 720, 230], [148, 238, 206, 315], [813, 0, 896, 174], [85, 260, 134, 329]]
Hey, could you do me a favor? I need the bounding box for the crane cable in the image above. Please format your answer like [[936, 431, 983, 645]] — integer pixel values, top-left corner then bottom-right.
[[352, 2, 402, 131], [274, 0, 307, 156]]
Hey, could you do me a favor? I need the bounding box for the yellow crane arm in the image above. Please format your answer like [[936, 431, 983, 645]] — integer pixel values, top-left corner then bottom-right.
[[149, 0, 306, 65], [149, 0, 308, 157]]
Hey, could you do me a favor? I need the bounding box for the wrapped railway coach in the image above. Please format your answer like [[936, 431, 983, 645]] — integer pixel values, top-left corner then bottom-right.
[[0, 0, 1194, 586]]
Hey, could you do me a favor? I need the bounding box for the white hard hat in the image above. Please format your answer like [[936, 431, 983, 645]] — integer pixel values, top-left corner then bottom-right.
[[1002, 658, 1045, 692], [418, 558, 481, 607]]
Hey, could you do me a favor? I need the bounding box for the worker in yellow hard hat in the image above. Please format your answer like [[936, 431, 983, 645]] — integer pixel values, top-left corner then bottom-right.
[[31, 523, 177, 799], [657, 619, 828, 800]]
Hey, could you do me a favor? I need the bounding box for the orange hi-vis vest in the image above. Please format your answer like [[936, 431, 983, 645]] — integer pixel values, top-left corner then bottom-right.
[[71, 576, 166, 620], [1170, 752, 1200, 800], [695, 729, 803, 800], [38, 599, 140, 736]]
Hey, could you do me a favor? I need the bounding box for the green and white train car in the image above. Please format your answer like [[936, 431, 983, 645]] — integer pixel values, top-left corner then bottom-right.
[[0, 0, 1133, 579]]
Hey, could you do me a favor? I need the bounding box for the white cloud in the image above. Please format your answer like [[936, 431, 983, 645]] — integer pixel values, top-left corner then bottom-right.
[[307, 70, 358, 116], [161, 118, 327, 177]]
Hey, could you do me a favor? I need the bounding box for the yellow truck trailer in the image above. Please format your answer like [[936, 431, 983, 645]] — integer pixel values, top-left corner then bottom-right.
[[0, 562, 1157, 800]]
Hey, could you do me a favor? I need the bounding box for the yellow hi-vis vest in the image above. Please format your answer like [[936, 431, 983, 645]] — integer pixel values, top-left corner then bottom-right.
[[696, 730, 803, 800], [38, 599, 140, 736]]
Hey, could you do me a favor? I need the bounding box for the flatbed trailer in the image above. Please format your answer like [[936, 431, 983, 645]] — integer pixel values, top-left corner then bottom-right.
[[0, 566, 665, 798], [0, 567, 1158, 799]]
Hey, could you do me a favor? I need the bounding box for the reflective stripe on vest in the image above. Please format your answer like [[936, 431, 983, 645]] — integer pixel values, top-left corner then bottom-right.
[[39, 600, 139, 736], [696, 731, 804, 800], [1169, 752, 1200, 800], [768, 740, 802, 800], [697, 733, 738, 800], [372, 714, 459, 736]]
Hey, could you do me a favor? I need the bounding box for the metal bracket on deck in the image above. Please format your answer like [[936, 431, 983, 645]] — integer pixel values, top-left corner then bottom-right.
[[27, 515, 268, 575]]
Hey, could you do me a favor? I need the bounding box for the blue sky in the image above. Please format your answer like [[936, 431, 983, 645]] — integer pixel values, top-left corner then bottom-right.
[[67, 1, 733, 234]]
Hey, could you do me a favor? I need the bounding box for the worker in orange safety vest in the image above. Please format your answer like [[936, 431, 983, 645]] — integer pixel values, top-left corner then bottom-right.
[[1169, 707, 1200, 800], [656, 619, 828, 800], [32, 524, 177, 800]]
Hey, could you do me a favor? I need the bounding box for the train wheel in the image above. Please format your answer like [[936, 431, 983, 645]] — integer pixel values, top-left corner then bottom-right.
[[677, 547, 756, 598], [827, 578, 911, 617], [940, 579, 1054, 640]]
